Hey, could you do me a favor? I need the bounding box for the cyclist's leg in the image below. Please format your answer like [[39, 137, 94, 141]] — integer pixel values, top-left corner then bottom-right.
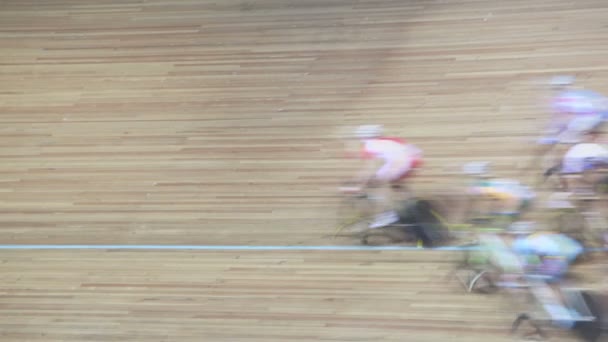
[[389, 156, 422, 205], [560, 148, 587, 192], [521, 271, 578, 329], [527, 116, 570, 176], [366, 166, 394, 228], [390, 156, 421, 199], [535, 256, 593, 326], [368, 161, 413, 229]]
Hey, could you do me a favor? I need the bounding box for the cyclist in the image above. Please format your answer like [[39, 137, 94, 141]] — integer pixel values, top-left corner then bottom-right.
[[531, 76, 607, 179], [344, 125, 423, 229], [560, 129, 608, 192], [540, 76, 606, 144], [509, 225, 586, 329], [464, 162, 535, 221]]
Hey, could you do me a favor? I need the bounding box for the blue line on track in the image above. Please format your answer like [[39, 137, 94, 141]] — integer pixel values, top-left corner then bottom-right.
[[0, 244, 605, 252], [0, 244, 479, 251]]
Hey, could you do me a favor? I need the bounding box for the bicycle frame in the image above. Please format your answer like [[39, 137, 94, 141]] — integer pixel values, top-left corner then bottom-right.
[[511, 276, 601, 340]]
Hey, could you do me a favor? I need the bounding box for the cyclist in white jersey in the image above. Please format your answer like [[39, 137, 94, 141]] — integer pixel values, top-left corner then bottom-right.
[[541, 76, 607, 145], [532, 76, 608, 180]]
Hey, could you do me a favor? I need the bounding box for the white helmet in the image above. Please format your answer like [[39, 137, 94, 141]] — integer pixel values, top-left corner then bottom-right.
[[550, 75, 575, 87], [355, 125, 384, 139]]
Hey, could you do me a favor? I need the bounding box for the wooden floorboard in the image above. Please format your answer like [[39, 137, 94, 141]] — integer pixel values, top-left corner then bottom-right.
[[2, 1, 608, 340], [2, 0, 608, 244], [0, 250, 578, 342]]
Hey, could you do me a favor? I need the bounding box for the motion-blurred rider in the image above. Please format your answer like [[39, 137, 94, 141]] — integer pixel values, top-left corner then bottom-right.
[[530, 76, 607, 178], [502, 223, 586, 329], [343, 125, 423, 229]]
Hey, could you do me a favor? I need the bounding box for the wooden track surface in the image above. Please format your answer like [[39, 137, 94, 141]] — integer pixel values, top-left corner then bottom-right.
[[0, 249, 582, 342], [2, 0, 608, 341], [3, 0, 608, 245]]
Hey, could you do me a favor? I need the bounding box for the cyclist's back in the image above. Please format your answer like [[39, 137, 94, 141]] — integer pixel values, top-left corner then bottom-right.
[[562, 142, 608, 174], [360, 136, 422, 182], [513, 232, 583, 261], [553, 89, 608, 117], [539, 77, 607, 146]]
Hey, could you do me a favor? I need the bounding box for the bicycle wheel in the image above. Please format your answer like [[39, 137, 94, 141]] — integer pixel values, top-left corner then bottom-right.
[[446, 243, 495, 293], [511, 313, 546, 340], [572, 291, 604, 342], [398, 199, 450, 247], [334, 193, 372, 238], [451, 266, 498, 294], [360, 225, 414, 246]]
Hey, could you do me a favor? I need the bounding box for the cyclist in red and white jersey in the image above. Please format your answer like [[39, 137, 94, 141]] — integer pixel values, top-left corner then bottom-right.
[[344, 125, 423, 229]]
